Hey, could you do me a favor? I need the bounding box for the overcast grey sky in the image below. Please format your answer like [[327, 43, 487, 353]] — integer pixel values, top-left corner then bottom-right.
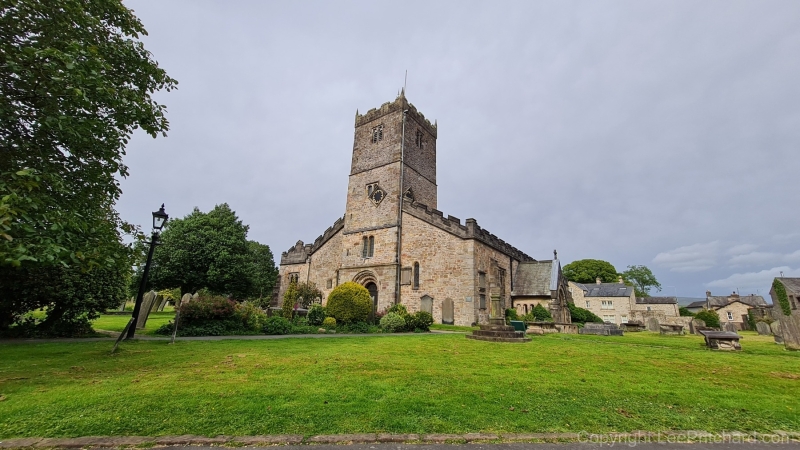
[[120, 0, 800, 300]]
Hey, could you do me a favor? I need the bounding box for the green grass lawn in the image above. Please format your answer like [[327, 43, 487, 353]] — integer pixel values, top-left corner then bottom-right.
[[0, 332, 798, 438], [91, 312, 176, 336]]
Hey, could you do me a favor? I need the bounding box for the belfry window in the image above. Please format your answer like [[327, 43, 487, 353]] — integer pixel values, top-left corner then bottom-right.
[[372, 125, 383, 143], [415, 130, 423, 148], [413, 262, 420, 289], [362, 236, 374, 258]]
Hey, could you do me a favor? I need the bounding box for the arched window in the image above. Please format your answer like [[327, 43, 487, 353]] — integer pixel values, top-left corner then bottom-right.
[[413, 262, 420, 289]]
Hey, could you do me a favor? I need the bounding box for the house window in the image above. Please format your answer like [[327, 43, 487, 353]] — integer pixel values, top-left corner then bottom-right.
[[601, 300, 613, 310], [479, 294, 486, 309], [362, 236, 374, 258], [415, 130, 423, 148], [603, 315, 615, 323], [621, 315, 628, 323], [372, 125, 383, 143], [727, 311, 733, 320], [326, 279, 332, 289], [585, 301, 590, 308], [478, 272, 486, 291], [413, 262, 420, 289], [646, 306, 651, 311]]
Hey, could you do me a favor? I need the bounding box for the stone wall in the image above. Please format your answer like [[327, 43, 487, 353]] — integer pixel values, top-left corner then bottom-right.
[[713, 301, 751, 329], [631, 302, 679, 317]]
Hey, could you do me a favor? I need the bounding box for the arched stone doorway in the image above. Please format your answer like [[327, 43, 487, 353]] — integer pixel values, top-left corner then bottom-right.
[[365, 282, 378, 315]]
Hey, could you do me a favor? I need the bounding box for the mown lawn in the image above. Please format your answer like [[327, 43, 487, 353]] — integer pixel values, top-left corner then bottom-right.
[[0, 332, 798, 438], [91, 312, 175, 336]]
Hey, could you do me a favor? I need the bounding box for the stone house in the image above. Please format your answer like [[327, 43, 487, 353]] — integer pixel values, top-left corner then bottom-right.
[[630, 296, 680, 324], [278, 92, 558, 326], [510, 259, 571, 323], [769, 277, 800, 350], [706, 291, 768, 330], [569, 279, 635, 324]]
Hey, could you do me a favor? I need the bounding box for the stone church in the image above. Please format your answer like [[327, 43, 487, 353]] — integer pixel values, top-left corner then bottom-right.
[[278, 92, 570, 326]]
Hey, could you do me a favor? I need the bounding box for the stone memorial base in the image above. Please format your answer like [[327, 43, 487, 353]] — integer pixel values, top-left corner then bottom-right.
[[659, 324, 685, 335], [467, 322, 531, 343], [579, 323, 623, 336], [699, 330, 742, 351], [621, 322, 646, 332]]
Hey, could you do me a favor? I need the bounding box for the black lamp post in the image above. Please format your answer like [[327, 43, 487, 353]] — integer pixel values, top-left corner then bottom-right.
[[126, 204, 168, 340]]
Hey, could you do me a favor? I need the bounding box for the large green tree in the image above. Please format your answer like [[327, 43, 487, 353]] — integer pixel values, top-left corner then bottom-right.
[[148, 204, 276, 300], [0, 0, 175, 333], [562, 259, 619, 284], [621, 265, 661, 298]]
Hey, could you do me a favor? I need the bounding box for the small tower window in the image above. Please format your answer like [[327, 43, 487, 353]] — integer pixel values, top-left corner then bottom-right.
[[413, 262, 420, 289], [372, 125, 383, 143], [415, 130, 423, 148], [362, 236, 374, 258]]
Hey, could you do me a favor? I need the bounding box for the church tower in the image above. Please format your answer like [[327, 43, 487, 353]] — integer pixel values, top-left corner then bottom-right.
[[343, 91, 438, 234]]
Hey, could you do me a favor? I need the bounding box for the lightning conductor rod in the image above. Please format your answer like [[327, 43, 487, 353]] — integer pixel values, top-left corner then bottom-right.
[[396, 79, 408, 305]]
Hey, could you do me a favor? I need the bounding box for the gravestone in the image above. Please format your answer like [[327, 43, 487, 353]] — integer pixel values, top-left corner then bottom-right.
[[723, 322, 738, 332], [148, 294, 163, 314], [771, 321, 783, 344], [442, 298, 454, 325], [136, 291, 157, 329], [180, 293, 192, 307], [420, 295, 433, 315], [659, 324, 684, 335], [191, 292, 199, 300], [689, 319, 706, 334], [755, 322, 771, 335], [118, 296, 131, 312], [157, 297, 169, 311], [579, 323, 624, 336], [699, 330, 741, 351], [646, 317, 660, 332]]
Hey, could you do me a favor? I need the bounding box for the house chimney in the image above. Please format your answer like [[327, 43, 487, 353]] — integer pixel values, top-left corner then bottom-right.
[[706, 290, 711, 298], [731, 291, 739, 298], [596, 277, 601, 285], [618, 276, 623, 284]]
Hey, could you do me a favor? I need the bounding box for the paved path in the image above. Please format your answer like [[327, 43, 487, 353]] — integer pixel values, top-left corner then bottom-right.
[[1, 432, 797, 449], [0, 330, 461, 345]]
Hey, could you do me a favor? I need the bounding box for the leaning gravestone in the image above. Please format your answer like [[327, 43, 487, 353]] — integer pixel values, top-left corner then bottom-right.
[[756, 322, 771, 336], [136, 291, 157, 329], [180, 293, 192, 307], [646, 317, 660, 332], [690, 319, 706, 335], [149, 294, 163, 314], [771, 321, 784, 344], [723, 322, 738, 332]]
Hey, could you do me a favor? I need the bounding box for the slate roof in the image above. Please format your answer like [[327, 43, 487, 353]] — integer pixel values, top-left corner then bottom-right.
[[677, 297, 706, 307], [572, 282, 634, 297], [707, 294, 768, 308], [512, 260, 558, 297], [776, 277, 800, 294], [636, 296, 677, 304], [686, 301, 707, 309]]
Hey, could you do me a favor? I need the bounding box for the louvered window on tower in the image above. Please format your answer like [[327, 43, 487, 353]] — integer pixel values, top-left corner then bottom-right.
[[362, 237, 368, 258], [415, 130, 423, 148], [372, 125, 383, 143], [368, 236, 374, 257]]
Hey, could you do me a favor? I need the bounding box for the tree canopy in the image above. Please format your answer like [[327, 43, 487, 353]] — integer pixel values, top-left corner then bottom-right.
[[147, 204, 277, 300], [562, 259, 619, 284], [0, 0, 175, 334], [621, 265, 661, 298]]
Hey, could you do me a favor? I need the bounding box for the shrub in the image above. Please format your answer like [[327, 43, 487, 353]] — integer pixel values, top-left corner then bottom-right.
[[409, 311, 433, 331], [296, 282, 324, 308], [342, 321, 370, 334], [532, 304, 552, 321], [386, 303, 409, 316], [307, 304, 326, 326], [263, 316, 292, 335], [179, 295, 237, 324], [568, 303, 603, 324], [505, 308, 519, 321], [679, 307, 695, 317], [235, 301, 268, 331], [326, 282, 371, 324], [380, 312, 406, 332], [282, 281, 298, 319], [695, 309, 720, 329], [322, 317, 337, 328]]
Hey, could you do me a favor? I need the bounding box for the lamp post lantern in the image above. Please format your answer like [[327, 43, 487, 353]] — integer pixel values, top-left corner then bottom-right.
[[126, 204, 168, 340]]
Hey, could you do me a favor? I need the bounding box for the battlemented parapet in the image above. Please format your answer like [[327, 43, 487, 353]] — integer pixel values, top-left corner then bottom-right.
[[403, 201, 533, 262], [355, 91, 437, 138], [280, 216, 345, 265]]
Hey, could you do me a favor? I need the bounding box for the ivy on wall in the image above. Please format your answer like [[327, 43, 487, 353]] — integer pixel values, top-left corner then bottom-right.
[[772, 279, 792, 317]]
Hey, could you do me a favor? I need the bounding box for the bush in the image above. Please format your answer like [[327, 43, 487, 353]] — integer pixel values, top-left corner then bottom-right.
[[180, 295, 237, 324], [505, 308, 519, 321], [386, 303, 409, 316], [568, 303, 603, 324], [695, 309, 720, 328], [235, 301, 268, 331], [326, 282, 372, 324], [408, 311, 433, 331], [307, 304, 326, 326], [341, 321, 370, 334], [322, 317, 337, 328], [282, 281, 298, 319], [263, 316, 292, 335], [156, 295, 269, 337], [380, 312, 406, 332], [532, 304, 552, 321], [679, 307, 695, 317]]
